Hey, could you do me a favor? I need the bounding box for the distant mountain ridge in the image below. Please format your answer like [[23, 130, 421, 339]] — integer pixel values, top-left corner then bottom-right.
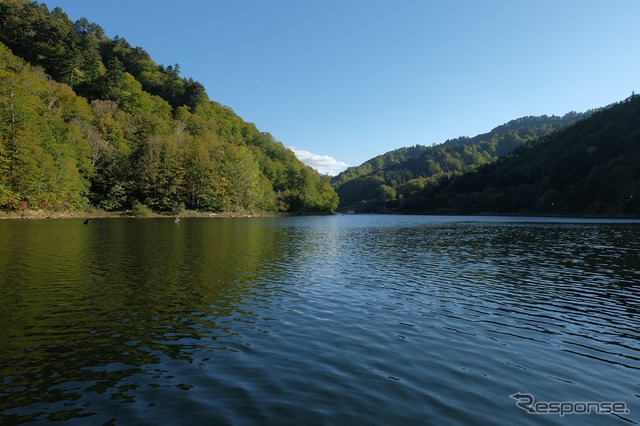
[[414, 94, 640, 216], [442, 112, 589, 151], [332, 111, 590, 212]]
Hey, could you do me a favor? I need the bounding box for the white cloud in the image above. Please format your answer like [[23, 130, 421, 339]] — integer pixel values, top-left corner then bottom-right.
[[289, 147, 349, 176]]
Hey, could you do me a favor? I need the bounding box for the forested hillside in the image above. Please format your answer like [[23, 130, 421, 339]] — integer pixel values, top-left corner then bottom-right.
[[411, 94, 640, 216], [332, 112, 587, 212], [0, 0, 338, 214]]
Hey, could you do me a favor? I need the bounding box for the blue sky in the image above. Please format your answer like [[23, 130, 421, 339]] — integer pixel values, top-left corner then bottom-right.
[[43, 1, 639, 174]]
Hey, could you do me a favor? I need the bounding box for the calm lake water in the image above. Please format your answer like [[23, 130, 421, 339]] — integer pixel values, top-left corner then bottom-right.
[[0, 215, 639, 425]]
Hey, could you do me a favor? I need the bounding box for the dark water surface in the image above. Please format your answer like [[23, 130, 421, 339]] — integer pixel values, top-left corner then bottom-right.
[[0, 215, 639, 425]]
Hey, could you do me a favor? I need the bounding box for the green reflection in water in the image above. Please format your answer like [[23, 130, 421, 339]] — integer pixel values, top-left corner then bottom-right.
[[0, 218, 293, 423]]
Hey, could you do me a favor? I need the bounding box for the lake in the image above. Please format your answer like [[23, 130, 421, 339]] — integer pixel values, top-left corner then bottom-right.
[[0, 215, 638, 425]]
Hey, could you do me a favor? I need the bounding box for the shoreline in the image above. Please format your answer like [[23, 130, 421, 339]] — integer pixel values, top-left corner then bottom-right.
[[0, 209, 283, 220], [3, 209, 637, 221]]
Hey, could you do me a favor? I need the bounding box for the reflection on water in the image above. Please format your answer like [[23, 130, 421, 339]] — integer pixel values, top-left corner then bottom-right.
[[0, 216, 639, 425]]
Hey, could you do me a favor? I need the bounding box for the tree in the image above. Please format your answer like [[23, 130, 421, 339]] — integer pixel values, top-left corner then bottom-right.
[[0, 3, 339, 214]]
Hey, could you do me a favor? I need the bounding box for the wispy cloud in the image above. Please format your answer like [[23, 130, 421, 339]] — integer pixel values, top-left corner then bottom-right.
[[289, 147, 349, 176]]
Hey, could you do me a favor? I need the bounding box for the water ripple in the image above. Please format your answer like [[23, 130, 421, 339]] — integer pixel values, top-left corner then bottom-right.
[[1, 216, 639, 424]]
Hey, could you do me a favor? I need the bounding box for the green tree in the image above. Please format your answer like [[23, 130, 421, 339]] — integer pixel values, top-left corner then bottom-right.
[[0, 3, 339, 215]]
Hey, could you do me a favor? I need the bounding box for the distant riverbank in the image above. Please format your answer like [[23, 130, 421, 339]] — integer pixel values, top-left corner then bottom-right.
[[0, 209, 281, 220]]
